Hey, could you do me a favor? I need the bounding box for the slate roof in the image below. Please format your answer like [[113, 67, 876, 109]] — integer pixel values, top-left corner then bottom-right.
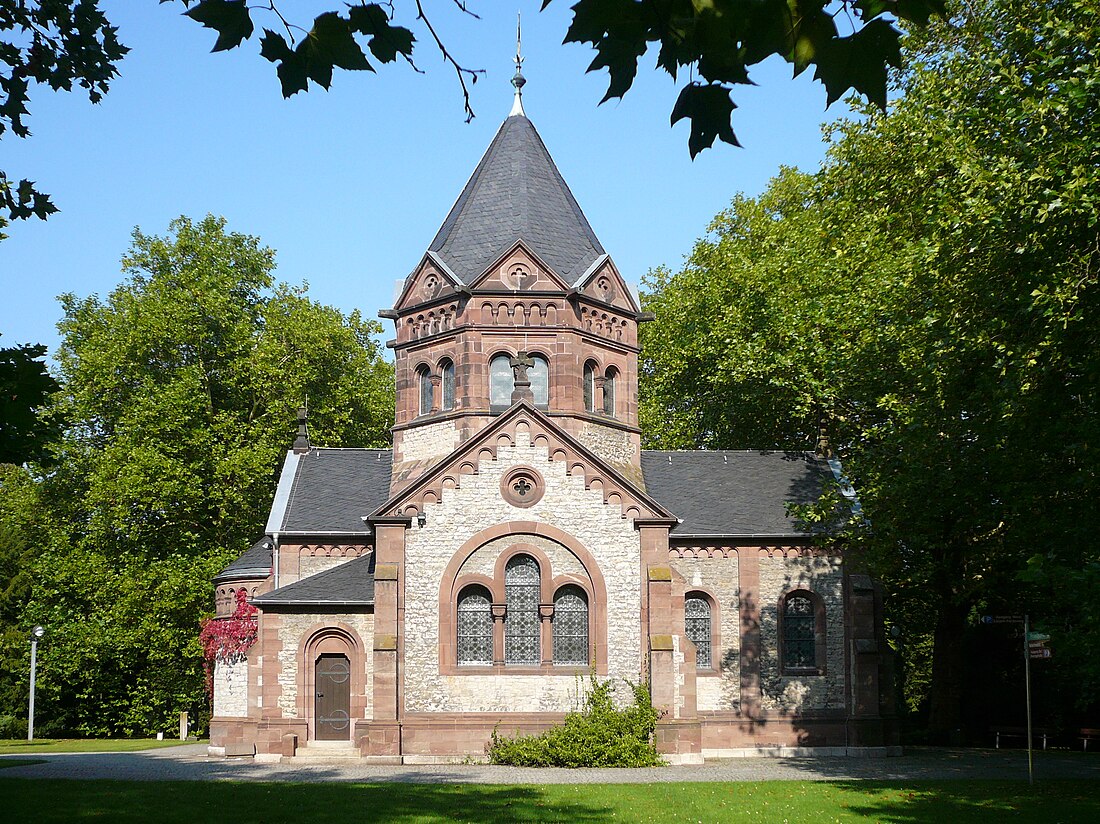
[[253, 553, 375, 608], [213, 536, 273, 583], [427, 114, 605, 284], [271, 448, 393, 534], [640, 450, 832, 537]]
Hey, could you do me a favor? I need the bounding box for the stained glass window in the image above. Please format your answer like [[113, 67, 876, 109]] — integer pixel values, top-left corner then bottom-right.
[[583, 362, 596, 412], [505, 555, 540, 664], [441, 359, 455, 411], [783, 592, 816, 670], [552, 586, 589, 666], [490, 354, 512, 408], [457, 586, 492, 665], [685, 595, 712, 669]]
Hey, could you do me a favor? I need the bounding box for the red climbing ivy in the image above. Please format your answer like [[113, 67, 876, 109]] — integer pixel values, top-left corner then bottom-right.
[[199, 589, 258, 697]]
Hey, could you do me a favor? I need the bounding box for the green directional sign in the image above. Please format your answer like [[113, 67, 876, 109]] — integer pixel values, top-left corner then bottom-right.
[[1027, 632, 1051, 642]]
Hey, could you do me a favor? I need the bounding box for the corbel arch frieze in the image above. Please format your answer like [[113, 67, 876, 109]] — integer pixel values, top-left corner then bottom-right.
[[387, 412, 659, 522], [296, 544, 367, 559], [756, 545, 835, 560], [669, 545, 738, 560]]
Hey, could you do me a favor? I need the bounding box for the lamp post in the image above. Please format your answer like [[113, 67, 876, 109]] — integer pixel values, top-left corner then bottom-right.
[[28, 624, 45, 742]]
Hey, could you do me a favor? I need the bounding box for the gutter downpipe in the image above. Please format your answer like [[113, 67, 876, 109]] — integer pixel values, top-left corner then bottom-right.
[[272, 532, 280, 590]]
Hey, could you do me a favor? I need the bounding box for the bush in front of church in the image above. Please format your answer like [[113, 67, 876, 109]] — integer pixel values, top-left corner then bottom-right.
[[487, 678, 663, 767]]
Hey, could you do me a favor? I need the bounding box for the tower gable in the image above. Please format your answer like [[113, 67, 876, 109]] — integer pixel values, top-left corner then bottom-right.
[[575, 258, 639, 314], [469, 242, 571, 293], [392, 253, 462, 315]]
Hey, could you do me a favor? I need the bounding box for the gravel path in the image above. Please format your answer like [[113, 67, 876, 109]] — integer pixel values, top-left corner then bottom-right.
[[2, 746, 1098, 784]]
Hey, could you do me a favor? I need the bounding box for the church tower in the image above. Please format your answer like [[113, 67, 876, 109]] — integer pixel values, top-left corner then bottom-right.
[[383, 67, 645, 491]]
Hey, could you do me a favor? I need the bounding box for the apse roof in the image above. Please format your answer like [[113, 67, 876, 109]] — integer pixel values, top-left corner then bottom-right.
[[213, 536, 273, 583], [427, 114, 605, 284]]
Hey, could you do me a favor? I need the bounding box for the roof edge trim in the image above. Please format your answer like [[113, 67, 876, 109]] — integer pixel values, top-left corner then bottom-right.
[[265, 451, 300, 534]]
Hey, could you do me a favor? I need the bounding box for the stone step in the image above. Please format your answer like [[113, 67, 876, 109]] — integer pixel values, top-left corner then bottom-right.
[[291, 744, 362, 761]]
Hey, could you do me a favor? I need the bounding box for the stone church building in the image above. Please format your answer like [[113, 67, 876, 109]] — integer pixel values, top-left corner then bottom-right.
[[208, 86, 895, 763]]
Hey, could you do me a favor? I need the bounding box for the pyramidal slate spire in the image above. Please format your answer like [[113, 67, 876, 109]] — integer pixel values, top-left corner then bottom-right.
[[426, 39, 605, 285]]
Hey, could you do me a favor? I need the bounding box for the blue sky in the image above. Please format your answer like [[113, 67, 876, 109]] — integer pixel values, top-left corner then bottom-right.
[[0, 1, 845, 358]]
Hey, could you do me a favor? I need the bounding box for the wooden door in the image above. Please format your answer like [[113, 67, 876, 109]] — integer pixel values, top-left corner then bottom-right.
[[314, 654, 351, 740]]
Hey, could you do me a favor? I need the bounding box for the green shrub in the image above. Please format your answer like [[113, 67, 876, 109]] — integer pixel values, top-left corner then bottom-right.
[[488, 678, 663, 767], [0, 714, 28, 739]]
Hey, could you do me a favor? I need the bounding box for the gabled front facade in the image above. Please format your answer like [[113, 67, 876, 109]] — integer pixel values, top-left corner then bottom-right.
[[208, 102, 896, 763]]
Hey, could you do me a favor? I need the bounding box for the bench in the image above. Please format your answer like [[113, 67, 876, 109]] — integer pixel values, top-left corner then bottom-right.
[[991, 726, 1049, 750], [1080, 728, 1100, 751]]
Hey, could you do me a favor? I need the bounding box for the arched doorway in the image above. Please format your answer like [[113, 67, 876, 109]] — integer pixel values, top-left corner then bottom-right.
[[314, 653, 351, 740]]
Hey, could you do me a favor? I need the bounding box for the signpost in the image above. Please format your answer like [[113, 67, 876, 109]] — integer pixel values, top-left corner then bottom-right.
[[980, 615, 1052, 785]]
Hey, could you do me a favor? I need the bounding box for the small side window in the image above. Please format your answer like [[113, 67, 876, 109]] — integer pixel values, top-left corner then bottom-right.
[[440, 358, 456, 411], [780, 590, 825, 674], [583, 361, 597, 413], [417, 365, 433, 415]]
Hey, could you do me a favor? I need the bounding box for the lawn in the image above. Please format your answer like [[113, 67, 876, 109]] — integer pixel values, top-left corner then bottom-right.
[[1, 778, 1096, 823], [0, 738, 202, 755]]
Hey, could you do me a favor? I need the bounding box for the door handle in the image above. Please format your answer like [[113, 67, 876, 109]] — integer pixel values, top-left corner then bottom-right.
[[316, 692, 324, 697]]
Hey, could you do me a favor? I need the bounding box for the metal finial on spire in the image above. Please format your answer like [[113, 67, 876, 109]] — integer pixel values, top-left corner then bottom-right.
[[510, 12, 526, 116]]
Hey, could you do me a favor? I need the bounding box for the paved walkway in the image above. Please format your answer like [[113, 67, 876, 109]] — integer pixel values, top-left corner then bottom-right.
[[2, 745, 1098, 784]]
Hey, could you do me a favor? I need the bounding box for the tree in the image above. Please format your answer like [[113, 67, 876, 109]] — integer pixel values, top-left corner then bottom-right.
[[1, 1, 943, 229], [641, 0, 1100, 736], [0, 462, 43, 735], [0, 339, 58, 465], [17, 214, 394, 735]]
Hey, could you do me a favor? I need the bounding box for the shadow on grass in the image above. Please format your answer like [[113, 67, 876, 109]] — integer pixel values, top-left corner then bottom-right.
[[823, 779, 1100, 823], [3, 778, 614, 823]]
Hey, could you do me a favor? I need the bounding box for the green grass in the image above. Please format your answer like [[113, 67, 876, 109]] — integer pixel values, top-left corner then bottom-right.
[[0, 738, 203, 755], [0, 778, 1096, 823]]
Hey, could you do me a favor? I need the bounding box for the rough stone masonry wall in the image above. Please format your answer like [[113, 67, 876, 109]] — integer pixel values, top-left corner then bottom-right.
[[757, 553, 844, 712], [398, 420, 459, 463], [668, 553, 740, 712], [275, 612, 375, 720], [403, 432, 642, 713], [212, 657, 249, 718], [459, 534, 588, 579], [298, 555, 352, 580], [575, 421, 636, 469]]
